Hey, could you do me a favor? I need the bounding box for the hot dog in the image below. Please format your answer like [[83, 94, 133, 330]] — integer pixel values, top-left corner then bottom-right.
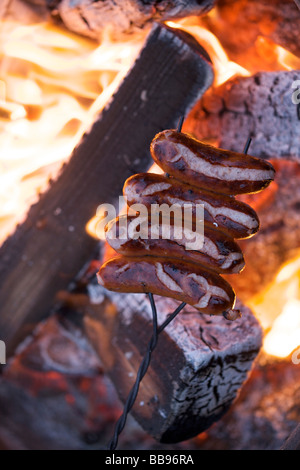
[[150, 130, 275, 195], [124, 173, 260, 239], [105, 215, 245, 274], [97, 256, 238, 316]]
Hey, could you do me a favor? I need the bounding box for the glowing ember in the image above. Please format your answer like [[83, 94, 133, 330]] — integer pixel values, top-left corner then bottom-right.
[[0, 20, 143, 245], [276, 44, 300, 71], [263, 299, 300, 359]]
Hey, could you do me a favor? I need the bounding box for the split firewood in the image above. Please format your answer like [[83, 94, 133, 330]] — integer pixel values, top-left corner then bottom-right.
[[19, 0, 215, 40], [84, 283, 262, 443], [0, 23, 214, 356], [186, 70, 300, 163]]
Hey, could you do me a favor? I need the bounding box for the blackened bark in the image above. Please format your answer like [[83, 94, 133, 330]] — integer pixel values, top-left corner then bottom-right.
[[18, 0, 215, 39]]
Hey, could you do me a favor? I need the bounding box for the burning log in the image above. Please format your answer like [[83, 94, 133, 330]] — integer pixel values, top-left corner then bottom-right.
[[84, 283, 262, 443], [0, 23, 214, 355], [41, 0, 215, 40], [186, 70, 300, 162], [201, 0, 300, 72]]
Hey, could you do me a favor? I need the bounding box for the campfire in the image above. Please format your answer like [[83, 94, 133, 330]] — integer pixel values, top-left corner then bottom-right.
[[0, 0, 299, 451]]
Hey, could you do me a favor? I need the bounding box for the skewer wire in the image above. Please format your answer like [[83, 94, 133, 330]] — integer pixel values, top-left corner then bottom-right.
[[243, 137, 252, 155], [177, 115, 185, 132], [107, 294, 186, 450]]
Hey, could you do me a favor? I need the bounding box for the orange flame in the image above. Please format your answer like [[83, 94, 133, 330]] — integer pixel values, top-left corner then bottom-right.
[[248, 254, 300, 359], [0, 20, 143, 245], [166, 18, 251, 86]]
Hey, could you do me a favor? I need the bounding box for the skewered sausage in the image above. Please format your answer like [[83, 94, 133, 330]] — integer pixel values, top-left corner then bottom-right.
[[98, 256, 238, 316], [98, 128, 275, 320], [105, 215, 245, 274], [124, 172, 260, 239], [150, 130, 275, 195]]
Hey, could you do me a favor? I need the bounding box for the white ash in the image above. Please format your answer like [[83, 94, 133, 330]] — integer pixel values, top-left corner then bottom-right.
[[188, 71, 300, 162], [87, 279, 262, 370]]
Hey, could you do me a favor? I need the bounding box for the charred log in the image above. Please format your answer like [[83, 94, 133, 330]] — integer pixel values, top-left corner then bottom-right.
[[197, 359, 300, 450], [19, 0, 215, 39], [0, 312, 123, 450], [186, 70, 300, 162], [84, 285, 262, 443]]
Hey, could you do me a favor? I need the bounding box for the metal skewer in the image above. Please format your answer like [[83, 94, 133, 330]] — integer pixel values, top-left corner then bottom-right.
[[108, 294, 186, 450]]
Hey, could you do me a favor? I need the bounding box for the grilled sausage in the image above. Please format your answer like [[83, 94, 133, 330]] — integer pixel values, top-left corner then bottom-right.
[[105, 215, 245, 274], [98, 128, 275, 320], [150, 130, 275, 195], [98, 256, 238, 316], [124, 173, 260, 239]]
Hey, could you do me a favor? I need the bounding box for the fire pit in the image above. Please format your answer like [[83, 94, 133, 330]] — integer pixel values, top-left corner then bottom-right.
[[0, 0, 299, 451]]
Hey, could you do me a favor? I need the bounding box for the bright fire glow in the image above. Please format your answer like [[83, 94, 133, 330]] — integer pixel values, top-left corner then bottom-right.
[[276, 45, 300, 71], [0, 20, 144, 245], [166, 18, 251, 86], [263, 299, 300, 358], [249, 254, 300, 359]]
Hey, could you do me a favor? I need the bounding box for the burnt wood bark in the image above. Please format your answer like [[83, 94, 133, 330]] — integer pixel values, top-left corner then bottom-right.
[[0, 23, 214, 355], [281, 424, 300, 450], [41, 0, 215, 40], [84, 284, 262, 443], [197, 359, 300, 450], [186, 70, 300, 162]]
